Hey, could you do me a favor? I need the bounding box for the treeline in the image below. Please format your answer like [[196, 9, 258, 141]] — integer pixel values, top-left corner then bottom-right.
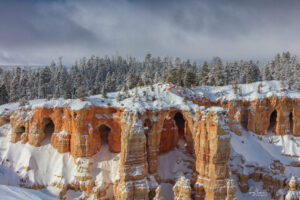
[[0, 52, 299, 105]]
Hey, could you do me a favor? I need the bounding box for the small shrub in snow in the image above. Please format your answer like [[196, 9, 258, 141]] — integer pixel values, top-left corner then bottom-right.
[[134, 87, 138, 98], [116, 92, 122, 102], [232, 81, 238, 95], [257, 83, 263, 93], [150, 85, 154, 92], [152, 95, 156, 101], [46, 95, 52, 101], [183, 96, 188, 104], [280, 80, 286, 92], [238, 87, 243, 97], [269, 86, 272, 91], [268, 137, 274, 144], [257, 136, 263, 141], [102, 87, 107, 98], [145, 93, 149, 101], [19, 98, 29, 107]]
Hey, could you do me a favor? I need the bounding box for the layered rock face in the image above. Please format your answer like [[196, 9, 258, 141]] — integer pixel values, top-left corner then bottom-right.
[[8, 103, 237, 199], [223, 97, 300, 137], [6, 85, 300, 199], [10, 106, 122, 157]]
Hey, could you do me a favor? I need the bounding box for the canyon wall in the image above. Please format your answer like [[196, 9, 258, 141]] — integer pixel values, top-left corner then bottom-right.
[[6, 94, 300, 199]]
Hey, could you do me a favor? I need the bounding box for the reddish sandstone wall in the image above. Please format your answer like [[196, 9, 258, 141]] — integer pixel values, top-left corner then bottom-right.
[[7, 95, 300, 199], [10, 106, 123, 158], [221, 97, 300, 137]]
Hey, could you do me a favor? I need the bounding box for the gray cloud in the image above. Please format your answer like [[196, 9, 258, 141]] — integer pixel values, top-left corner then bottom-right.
[[0, 0, 300, 65]]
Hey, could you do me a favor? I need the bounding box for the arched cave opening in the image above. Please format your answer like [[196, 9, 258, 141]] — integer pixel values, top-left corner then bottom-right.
[[15, 126, 25, 136], [174, 112, 185, 139], [43, 118, 55, 136], [143, 119, 151, 148], [241, 113, 248, 130], [289, 111, 293, 135], [268, 110, 277, 133], [157, 112, 195, 199], [99, 124, 111, 145], [41, 118, 54, 145]]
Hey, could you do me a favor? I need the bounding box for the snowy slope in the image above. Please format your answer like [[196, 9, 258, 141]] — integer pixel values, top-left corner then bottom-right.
[[158, 139, 195, 200], [0, 185, 56, 200], [0, 122, 120, 199], [231, 130, 300, 177], [230, 128, 300, 199]]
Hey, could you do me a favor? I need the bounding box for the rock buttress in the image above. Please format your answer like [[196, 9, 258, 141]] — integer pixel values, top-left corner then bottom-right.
[[192, 108, 236, 200], [114, 110, 149, 200]]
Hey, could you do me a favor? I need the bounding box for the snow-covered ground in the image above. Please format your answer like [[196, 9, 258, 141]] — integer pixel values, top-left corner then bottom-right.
[[158, 139, 195, 200], [0, 122, 120, 199], [231, 130, 300, 177], [230, 128, 300, 199], [0, 185, 56, 200]]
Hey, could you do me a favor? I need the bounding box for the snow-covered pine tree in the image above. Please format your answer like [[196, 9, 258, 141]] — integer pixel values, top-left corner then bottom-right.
[[0, 84, 8, 105], [63, 79, 72, 99], [199, 61, 209, 85], [154, 71, 161, 83], [208, 57, 225, 86], [18, 70, 29, 99], [102, 86, 107, 98], [126, 72, 138, 89], [9, 70, 20, 102], [177, 65, 185, 86], [184, 70, 197, 88], [75, 74, 87, 100], [293, 64, 300, 90], [38, 66, 52, 99], [262, 64, 272, 81], [244, 60, 261, 83], [58, 66, 68, 98]]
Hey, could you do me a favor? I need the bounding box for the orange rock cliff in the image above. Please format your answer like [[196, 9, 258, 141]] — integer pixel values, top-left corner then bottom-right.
[[2, 82, 300, 200]]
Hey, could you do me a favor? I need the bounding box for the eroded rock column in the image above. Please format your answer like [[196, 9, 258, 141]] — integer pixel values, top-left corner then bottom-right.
[[114, 111, 149, 200], [193, 108, 236, 200]]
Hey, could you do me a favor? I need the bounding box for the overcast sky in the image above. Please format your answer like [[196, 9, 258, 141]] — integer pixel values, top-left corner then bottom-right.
[[0, 0, 300, 66]]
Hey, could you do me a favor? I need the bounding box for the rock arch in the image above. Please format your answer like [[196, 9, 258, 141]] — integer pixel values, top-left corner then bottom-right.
[[42, 117, 55, 136], [10, 125, 26, 143], [15, 125, 25, 141], [268, 110, 277, 133], [41, 117, 55, 144], [174, 112, 185, 139], [96, 123, 121, 153], [158, 110, 196, 199], [289, 111, 293, 135], [15, 125, 25, 135], [98, 124, 111, 146], [159, 111, 195, 154], [241, 111, 248, 130]]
